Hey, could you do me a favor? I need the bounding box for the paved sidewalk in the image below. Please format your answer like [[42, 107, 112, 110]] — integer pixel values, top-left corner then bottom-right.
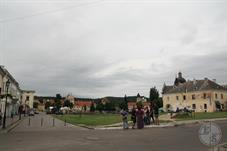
[[0, 115, 20, 127], [11, 112, 87, 132], [0, 115, 24, 133]]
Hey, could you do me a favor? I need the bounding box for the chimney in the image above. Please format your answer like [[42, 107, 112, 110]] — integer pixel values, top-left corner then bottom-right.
[[213, 79, 216, 83], [204, 77, 208, 81]]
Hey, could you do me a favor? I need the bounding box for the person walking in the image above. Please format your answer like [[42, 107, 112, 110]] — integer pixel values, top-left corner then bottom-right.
[[0, 110, 2, 126], [131, 105, 137, 129], [136, 106, 144, 129], [149, 102, 155, 124], [144, 106, 150, 125], [11, 110, 14, 120], [154, 103, 159, 125], [121, 108, 129, 129]]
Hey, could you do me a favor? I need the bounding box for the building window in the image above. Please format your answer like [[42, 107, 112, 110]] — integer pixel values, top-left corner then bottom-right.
[[167, 96, 170, 101], [203, 93, 206, 99], [192, 104, 196, 109], [183, 95, 186, 100], [176, 96, 179, 100], [204, 104, 207, 109], [26, 96, 30, 100], [221, 94, 224, 99], [192, 94, 196, 100], [0, 87, 1, 94], [215, 93, 218, 99]]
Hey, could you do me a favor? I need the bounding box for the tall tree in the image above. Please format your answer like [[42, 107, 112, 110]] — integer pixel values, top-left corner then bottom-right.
[[56, 94, 62, 100], [149, 87, 159, 102], [124, 94, 128, 111], [55, 94, 62, 111], [119, 95, 128, 110], [96, 102, 104, 113]]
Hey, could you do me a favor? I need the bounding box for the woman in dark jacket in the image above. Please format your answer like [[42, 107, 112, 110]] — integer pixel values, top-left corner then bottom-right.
[[149, 102, 155, 124], [131, 105, 136, 129], [154, 103, 159, 125], [136, 106, 144, 129]]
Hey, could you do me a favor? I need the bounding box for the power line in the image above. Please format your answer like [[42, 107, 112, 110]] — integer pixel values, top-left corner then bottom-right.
[[0, 0, 105, 23]]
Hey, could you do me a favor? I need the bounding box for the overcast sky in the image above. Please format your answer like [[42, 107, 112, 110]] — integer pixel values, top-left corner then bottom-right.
[[0, 0, 227, 97]]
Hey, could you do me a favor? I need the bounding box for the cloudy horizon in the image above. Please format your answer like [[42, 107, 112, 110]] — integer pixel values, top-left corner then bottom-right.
[[0, 0, 227, 98]]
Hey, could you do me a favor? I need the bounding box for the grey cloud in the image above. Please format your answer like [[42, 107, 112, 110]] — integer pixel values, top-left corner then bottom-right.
[[1, 0, 227, 97]]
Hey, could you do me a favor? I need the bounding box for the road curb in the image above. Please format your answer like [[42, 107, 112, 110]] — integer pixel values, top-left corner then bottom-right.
[[76, 124, 94, 130], [56, 117, 227, 130], [173, 118, 227, 127], [94, 118, 227, 130]]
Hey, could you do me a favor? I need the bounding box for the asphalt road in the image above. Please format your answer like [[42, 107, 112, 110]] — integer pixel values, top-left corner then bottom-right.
[[0, 113, 226, 151]]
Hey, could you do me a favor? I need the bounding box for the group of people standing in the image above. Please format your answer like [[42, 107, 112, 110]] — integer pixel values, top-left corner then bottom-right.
[[121, 102, 159, 129]]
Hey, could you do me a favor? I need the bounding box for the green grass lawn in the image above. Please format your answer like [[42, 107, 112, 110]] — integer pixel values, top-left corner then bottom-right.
[[55, 114, 122, 126], [175, 112, 227, 121]]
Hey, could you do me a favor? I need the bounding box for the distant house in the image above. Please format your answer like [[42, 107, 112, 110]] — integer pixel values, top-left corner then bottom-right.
[[101, 94, 150, 111], [162, 72, 227, 112], [127, 94, 150, 110], [74, 98, 97, 111], [34, 96, 56, 111]]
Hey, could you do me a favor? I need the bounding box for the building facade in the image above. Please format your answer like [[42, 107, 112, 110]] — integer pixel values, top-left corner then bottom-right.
[[21, 90, 35, 109], [162, 72, 227, 112], [0, 66, 35, 117]]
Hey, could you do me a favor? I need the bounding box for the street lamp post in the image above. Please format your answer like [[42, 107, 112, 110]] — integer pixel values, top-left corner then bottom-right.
[[2, 79, 10, 129]]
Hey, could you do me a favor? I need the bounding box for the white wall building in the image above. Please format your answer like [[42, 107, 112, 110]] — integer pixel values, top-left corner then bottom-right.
[[0, 65, 35, 118]]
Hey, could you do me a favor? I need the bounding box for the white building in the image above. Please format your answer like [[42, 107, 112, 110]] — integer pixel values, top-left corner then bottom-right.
[[0, 65, 35, 118], [21, 90, 35, 109]]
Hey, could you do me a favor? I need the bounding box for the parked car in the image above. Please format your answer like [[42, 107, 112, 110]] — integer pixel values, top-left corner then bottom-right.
[[34, 109, 39, 114], [29, 110, 35, 116]]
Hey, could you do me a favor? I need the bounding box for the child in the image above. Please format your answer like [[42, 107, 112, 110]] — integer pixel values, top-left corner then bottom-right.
[[121, 109, 128, 129]]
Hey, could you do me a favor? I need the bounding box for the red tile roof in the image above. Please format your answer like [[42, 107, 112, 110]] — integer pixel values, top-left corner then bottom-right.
[[75, 101, 92, 107]]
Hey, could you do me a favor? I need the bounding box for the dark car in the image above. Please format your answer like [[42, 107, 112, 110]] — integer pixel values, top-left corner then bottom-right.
[[55, 111, 63, 115], [33, 109, 39, 114], [29, 110, 35, 116]]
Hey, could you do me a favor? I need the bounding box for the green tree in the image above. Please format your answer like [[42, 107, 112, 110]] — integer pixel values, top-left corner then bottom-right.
[[33, 102, 39, 109], [96, 102, 104, 113], [105, 102, 115, 111], [119, 95, 128, 110], [90, 102, 95, 112], [45, 101, 51, 110], [156, 97, 163, 108], [55, 94, 62, 111], [56, 94, 62, 100], [149, 87, 159, 102], [124, 95, 128, 111]]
